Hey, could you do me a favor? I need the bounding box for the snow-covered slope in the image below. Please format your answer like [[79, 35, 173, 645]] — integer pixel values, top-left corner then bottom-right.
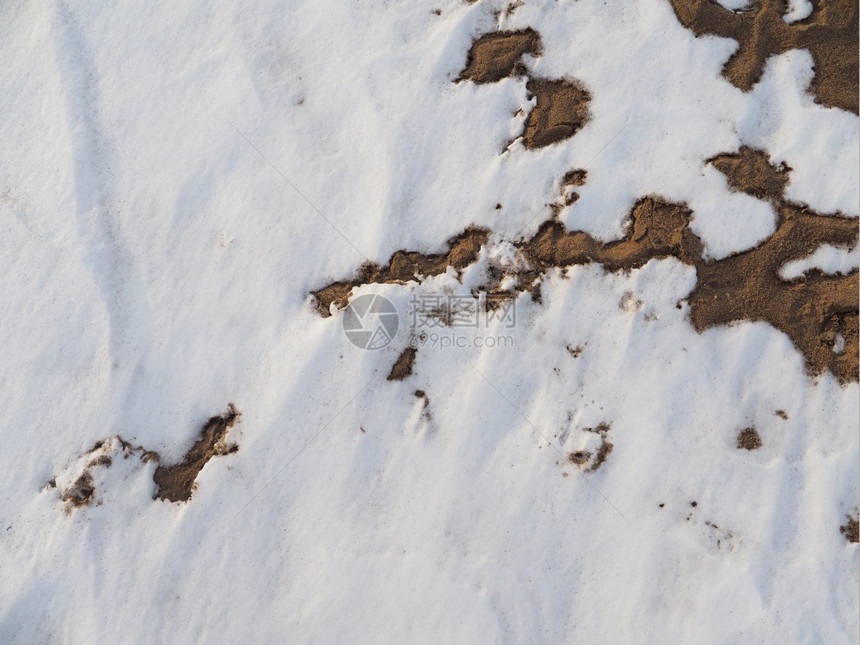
[[0, 0, 856, 643]]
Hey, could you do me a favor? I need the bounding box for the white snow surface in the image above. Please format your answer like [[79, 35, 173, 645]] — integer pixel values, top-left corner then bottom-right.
[[782, 0, 814, 23], [714, 0, 753, 10], [714, 0, 814, 23], [0, 0, 857, 643], [780, 244, 859, 280]]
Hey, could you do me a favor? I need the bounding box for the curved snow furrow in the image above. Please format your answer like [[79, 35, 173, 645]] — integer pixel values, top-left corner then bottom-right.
[[50, 2, 153, 410]]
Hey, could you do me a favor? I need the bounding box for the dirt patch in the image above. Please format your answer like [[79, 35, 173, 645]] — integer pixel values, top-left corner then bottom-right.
[[737, 427, 762, 450], [668, 0, 859, 113], [62, 472, 95, 508], [568, 450, 591, 465], [689, 201, 858, 382], [153, 405, 240, 503], [458, 29, 541, 84], [523, 79, 591, 149], [413, 388, 432, 423], [458, 29, 591, 149], [86, 455, 112, 468], [560, 170, 587, 205], [387, 347, 417, 381], [584, 423, 614, 472], [312, 228, 489, 316], [693, 148, 856, 371], [119, 437, 159, 462], [85, 440, 105, 454], [841, 515, 859, 543], [562, 169, 588, 187], [503, 0, 524, 18], [312, 150, 858, 382], [589, 439, 613, 472], [567, 423, 613, 471], [567, 344, 584, 358], [775, 409, 789, 420], [517, 153, 858, 382], [59, 436, 158, 510], [708, 146, 790, 200], [521, 197, 704, 271], [56, 410, 237, 509]]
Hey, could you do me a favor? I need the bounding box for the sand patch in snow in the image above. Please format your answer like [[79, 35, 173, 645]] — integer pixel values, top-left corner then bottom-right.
[[153, 405, 240, 503], [56, 405, 241, 509], [708, 146, 791, 199], [459, 29, 591, 149], [313, 27, 857, 382], [387, 347, 417, 381], [57, 437, 159, 510], [312, 228, 489, 316], [521, 78, 591, 149], [736, 427, 762, 450], [457, 28, 540, 84], [669, 0, 858, 113], [312, 162, 857, 381], [841, 515, 859, 543]]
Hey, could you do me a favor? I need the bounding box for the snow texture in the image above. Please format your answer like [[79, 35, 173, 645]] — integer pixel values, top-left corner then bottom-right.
[[0, 0, 856, 643]]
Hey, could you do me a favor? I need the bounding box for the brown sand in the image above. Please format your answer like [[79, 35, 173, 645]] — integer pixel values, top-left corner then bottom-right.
[[520, 148, 858, 382], [521, 197, 705, 271], [841, 515, 859, 542], [61, 437, 159, 509], [669, 0, 859, 113], [57, 410, 238, 509], [458, 30, 592, 149], [708, 146, 790, 199], [414, 389, 430, 407], [458, 29, 541, 84], [387, 347, 417, 381], [588, 439, 614, 472], [585, 423, 614, 472], [86, 455, 113, 468], [562, 169, 588, 187], [62, 472, 95, 508], [690, 147, 857, 381], [522, 79, 591, 149], [313, 149, 858, 383], [312, 228, 489, 316], [688, 201, 858, 382], [566, 424, 613, 471], [315, 25, 857, 383], [153, 405, 240, 503], [568, 450, 591, 465], [567, 344, 584, 358], [737, 427, 763, 450]]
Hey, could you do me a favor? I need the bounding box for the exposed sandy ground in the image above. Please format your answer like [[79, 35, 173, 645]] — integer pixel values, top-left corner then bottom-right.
[[313, 22, 858, 384]]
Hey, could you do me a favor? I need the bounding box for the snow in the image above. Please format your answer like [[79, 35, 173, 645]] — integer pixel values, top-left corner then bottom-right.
[[780, 244, 859, 280], [741, 50, 860, 217], [0, 0, 856, 643], [782, 0, 814, 23], [714, 0, 814, 24], [714, 0, 753, 10]]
